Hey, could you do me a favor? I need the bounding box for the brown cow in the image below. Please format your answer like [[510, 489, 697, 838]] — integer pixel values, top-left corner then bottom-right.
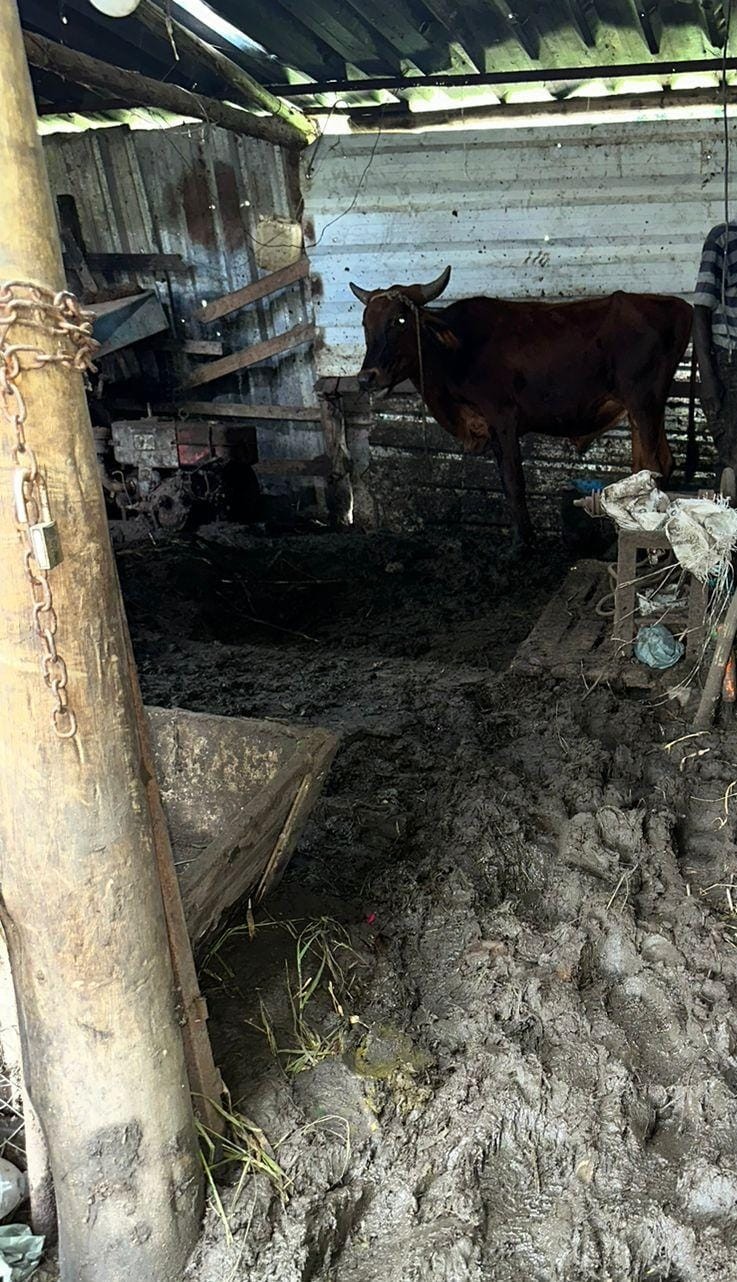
[[350, 267, 692, 543]]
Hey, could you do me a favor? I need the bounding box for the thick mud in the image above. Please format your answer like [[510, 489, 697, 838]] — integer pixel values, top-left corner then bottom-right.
[[115, 527, 737, 1282]]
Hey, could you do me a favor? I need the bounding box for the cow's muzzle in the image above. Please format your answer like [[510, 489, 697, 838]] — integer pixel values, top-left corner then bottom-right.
[[357, 367, 380, 390]]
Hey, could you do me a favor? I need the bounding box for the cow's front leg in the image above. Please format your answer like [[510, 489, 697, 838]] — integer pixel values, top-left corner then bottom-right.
[[486, 423, 534, 545]]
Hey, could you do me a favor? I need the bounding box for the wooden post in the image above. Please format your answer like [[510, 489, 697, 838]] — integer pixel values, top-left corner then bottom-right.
[[0, 7, 203, 1281], [319, 384, 353, 529]]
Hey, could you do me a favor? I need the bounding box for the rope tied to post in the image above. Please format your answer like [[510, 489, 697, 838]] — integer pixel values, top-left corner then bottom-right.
[[0, 282, 99, 741]]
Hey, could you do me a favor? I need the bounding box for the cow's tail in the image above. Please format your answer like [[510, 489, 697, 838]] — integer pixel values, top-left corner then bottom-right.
[[685, 343, 699, 483]]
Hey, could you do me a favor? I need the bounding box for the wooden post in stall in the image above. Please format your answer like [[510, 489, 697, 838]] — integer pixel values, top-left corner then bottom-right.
[[0, 6, 203, 1281], [319, 381, 354, 529]]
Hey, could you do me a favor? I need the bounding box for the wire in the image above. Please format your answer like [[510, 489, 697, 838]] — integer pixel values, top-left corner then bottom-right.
[[306, 123, 383, 250]]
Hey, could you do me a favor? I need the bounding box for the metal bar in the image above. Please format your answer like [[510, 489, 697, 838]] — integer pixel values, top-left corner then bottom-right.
[[265, 56, 737, 97]]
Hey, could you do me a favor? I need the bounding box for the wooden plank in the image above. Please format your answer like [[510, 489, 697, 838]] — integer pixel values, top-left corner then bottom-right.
[[172, 401, 321, 421], [155, 339, 225, 356], [200, 258, 310, 324], [253, 454, 330, 476], [85, 251, 187, 273], [60, 228, 97, 296], [184, 322, 315, 388], [123, 642, 225, 1139], [110, 399, 322, 422], [510, 560, 610, 677]]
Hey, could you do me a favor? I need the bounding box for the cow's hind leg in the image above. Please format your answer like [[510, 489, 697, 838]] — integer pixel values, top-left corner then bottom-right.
[[486, 424, 534, 545], [627, 401, 674, 480]]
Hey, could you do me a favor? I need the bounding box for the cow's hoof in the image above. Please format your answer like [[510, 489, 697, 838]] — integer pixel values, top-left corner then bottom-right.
[[509, 532, 536, 559]]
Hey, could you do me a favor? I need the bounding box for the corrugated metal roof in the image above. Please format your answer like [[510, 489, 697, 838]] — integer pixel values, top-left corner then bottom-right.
[[21, 0, 736, 121]]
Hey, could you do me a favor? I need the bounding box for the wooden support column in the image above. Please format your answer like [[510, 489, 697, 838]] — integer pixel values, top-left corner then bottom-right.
[[318, 382, 354, 530], [0, 7, 203, 1281]]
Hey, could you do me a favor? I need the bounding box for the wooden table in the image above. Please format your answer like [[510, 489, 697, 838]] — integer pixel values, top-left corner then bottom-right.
[[613, 527, 708, 661]]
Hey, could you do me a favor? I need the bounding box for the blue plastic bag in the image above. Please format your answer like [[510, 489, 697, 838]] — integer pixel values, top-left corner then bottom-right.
[[633, 623, 684, 670]]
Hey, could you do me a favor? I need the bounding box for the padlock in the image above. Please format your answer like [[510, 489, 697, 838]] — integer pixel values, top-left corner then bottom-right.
[[29, 473, 63, 571], [29, 521, 63, 571]]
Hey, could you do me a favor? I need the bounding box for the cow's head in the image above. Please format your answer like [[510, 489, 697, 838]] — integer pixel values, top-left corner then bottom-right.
[[349, 266, 452, 391]]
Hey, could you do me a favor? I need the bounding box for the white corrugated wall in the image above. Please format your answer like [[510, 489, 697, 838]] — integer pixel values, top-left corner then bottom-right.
[[304, 117, 724, 532], [305, 117, 725, 377]]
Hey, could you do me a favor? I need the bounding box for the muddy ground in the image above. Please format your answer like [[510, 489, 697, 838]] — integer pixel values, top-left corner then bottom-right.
[[114, 525, 737, 1282]]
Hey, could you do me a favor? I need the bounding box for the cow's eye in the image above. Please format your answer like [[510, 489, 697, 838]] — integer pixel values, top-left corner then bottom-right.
[[396, 316, 406, 326]]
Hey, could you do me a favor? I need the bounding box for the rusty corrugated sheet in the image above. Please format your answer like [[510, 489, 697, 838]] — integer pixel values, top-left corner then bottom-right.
[[42, 123, 322, 471]]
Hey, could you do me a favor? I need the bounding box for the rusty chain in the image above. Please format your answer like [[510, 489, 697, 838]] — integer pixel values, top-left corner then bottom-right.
[[0, 281, 98, 741]]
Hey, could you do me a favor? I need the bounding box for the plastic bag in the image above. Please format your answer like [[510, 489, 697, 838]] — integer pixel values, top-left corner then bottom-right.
[[633, 623, 684, 670], [600, 470, 668, 532], [0, 1225, 44, 1282], [0, 1163, 26, 1224]]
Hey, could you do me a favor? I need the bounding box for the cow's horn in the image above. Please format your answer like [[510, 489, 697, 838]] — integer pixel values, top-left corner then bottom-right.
[[350, 281, 372, 304], [417, 265, 451, 303]]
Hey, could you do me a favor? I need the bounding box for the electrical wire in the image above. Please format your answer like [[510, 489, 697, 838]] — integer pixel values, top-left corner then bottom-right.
[[306, 123, 383, 250]]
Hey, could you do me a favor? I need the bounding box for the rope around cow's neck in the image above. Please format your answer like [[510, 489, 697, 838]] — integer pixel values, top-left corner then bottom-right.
[[370, 287, 431, 467], [412, 302, 431, 467]]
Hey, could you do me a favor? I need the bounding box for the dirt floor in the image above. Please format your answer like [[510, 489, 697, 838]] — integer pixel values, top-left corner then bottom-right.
[[113, 524, 737, 1282]]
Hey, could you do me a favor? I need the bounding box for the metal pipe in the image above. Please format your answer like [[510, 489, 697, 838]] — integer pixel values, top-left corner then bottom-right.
[[266, 56, 737, 99]]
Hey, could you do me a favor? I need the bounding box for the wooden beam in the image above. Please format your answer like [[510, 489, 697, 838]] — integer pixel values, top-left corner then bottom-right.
[[319, 388, 352, 528], [201, 258, 310, 323], [151, 400, 322, 421], [155, 339, 225, 356], [85, 251, 187, 273], [135, 0, 316, 145], [184, 322, 315, 387], [253, 455, 330, 475], [348, 84, 737, 132], [22, 30, 307, 150], [1, 6, 203, 1279]]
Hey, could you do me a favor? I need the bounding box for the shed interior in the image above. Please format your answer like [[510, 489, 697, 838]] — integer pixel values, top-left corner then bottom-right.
[[5, 4, 737, 1281]]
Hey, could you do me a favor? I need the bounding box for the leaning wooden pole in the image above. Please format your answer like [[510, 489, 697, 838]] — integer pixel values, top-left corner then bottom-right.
[[23, 30, 306, 150], [0, 6, 203, 1281], [135, 0, 316, 144]]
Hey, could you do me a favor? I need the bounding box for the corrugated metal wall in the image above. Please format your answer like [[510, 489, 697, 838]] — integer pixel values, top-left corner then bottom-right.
[[307, 118, 724, 373], [42, 123, 323, 497], [305, 118, 722, 533]]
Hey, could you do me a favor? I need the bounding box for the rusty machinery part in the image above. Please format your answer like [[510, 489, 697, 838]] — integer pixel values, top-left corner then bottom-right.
[[572, 490, 606, 518], [148, 473, 193, 531], [141, 462, 227, 531], [0, 282, 99, 741]]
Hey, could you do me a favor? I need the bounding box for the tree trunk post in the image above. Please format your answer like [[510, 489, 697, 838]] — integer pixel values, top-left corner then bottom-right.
[[0, 6, 203, 1280]]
